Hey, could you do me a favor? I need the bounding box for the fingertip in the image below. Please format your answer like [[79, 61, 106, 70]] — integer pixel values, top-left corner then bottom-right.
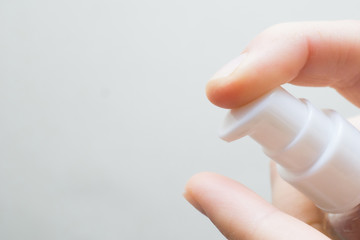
[[206, 73, 280, 109], [184, 172, 219, 215], [184, 172, 217, 194], [205, 62, 298, 109], [205, 52, 258, 108], [205, 77, 244, 109], [206, 23, 310, 109], [183, 191, 207, 216]]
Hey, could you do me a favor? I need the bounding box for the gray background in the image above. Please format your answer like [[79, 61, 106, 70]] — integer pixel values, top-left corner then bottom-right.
[[1, 0, 359, 239]]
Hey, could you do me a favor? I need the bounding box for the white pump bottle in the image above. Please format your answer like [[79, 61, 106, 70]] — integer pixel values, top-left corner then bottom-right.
[[219, 87, 360, 239]]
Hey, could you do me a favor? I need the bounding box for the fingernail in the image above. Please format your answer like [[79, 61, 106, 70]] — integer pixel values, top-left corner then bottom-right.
[[183, 191, 207, 216], [211, 53, 248, 80]]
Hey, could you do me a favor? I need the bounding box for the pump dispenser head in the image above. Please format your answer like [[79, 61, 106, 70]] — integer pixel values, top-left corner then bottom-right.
[[219, 87, 360, 213]]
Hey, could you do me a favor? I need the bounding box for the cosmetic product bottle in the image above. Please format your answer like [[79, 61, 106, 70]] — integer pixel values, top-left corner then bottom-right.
[[219, 87, 360, 240]]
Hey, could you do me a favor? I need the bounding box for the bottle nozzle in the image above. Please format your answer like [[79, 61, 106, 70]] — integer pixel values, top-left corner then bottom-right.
[[219, 87, 309, 151]]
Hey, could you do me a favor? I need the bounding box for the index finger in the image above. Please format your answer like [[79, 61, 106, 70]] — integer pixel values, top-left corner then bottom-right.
[[207, 21, 360, 109]]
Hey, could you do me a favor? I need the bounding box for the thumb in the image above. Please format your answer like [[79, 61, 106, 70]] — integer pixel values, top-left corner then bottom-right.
[[207, 20, 360, 108], [184, 172, 330, 240]]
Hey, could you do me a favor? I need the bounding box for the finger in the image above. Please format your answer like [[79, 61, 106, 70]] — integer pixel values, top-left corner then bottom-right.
[[207, 20, 360, 109], [270, 162, 325, 232], [184, 172, 330, 240]]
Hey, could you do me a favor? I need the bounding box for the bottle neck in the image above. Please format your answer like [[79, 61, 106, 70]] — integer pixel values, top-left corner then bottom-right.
[[254, 100, 333, 172]]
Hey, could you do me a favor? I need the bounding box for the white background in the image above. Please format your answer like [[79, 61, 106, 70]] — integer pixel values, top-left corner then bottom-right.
[[1, 0, 359, 239]]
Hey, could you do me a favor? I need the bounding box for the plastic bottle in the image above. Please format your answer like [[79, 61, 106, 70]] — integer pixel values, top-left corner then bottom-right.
[[218, 87, 360, 240]]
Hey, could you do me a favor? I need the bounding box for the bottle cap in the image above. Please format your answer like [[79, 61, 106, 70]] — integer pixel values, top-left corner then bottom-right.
[[220, 87, 360, 213]]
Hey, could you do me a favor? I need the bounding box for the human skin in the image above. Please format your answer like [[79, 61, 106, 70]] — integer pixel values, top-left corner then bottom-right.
[[184, 21, 360, 240]]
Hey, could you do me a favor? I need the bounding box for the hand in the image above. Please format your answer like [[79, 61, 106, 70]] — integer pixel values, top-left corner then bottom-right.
[[184, 20, 360, 240]]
